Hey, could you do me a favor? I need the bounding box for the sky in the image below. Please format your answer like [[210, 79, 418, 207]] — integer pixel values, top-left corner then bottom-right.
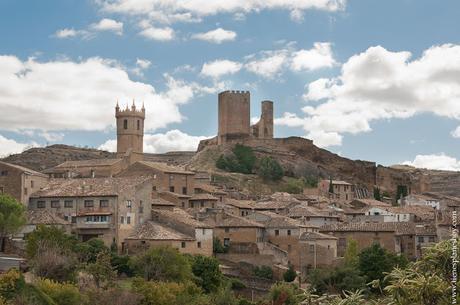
[[1, 0, 460, 171]]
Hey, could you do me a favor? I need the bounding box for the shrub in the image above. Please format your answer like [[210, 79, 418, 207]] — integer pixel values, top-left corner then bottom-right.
[[258, 157, 283, 181], [283, 265, 296, 282], [229, 278, 246, 290], [280, 178, 304, 194], [130, 246, 192, 282], [35, 278, 83, 305], [268, 282, 302, 305], [189, 255, 222, 293], [253, 266, 273, 280], [111, 254, 134, 276], [216, 144, 256, 174], [213, 238, 228, 254]]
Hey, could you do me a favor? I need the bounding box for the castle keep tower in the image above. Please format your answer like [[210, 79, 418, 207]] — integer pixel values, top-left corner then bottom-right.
[[115, 101, 145, 158], [252, 100, 274, 139], [218, 90, 250, 145]]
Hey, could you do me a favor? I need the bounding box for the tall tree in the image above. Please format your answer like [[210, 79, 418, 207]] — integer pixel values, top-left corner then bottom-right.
[[328, 177, 334, 194], [0, 194, 26, 252], [344, 238, 359, 268]]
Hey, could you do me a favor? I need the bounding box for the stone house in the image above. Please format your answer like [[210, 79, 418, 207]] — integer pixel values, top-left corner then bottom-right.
[[194, 183, 228, 202], [320, 223, 400, 257], [44, 158, 129, 179], [224, 198, 254, 217], [349, 198, 390, 209], [117, 161, 195, 196], [188, 193, 219, 211], [287, 205, 340, 227], [148, 208, 213, 256], [158, 191, 191, 209], [0, 161, 48, 206], [318, 180, 355, 202], [299, 232, 337, 272], [28, 177, 152, 248]]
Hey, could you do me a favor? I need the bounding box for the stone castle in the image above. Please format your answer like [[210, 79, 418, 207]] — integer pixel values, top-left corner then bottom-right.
[[115, 101, 145, 162], [217, 90, 274, 145]]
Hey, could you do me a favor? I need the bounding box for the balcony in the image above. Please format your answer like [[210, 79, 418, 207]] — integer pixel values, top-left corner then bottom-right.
[[75, 222, 111, 229]]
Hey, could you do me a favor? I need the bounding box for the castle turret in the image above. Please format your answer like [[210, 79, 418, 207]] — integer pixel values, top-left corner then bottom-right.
[[218, 90, 250, 145], [115, 100, 145, 159]]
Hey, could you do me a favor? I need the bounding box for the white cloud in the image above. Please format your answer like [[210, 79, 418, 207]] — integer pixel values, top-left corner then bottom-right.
[[38, 131, 65, 142], [451, 126, 460, 138], [200, 59, 242, 79], [290, 9, 304, 23], [0, 55, 216, 133], [99, 129, 208, 153], [136, 58, 151, 69], [290, 42, 336, 71], [90, 18, 123, 35], [276, 44, 460, 147], [0, 134, 38, 157], [54, 28, 90, 39], [402, 153, 460, 171], [245, 50, 289, 79], [139, 26, 175, 41], [98, 0, 346, 24], [192, 28, 237, 44]]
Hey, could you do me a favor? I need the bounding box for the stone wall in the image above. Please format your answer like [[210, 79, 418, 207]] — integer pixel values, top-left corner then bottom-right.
[[218, 90, 251, 145]]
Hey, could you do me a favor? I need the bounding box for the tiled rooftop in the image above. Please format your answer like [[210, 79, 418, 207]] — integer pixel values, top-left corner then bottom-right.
[[136, 161, 195, 175], [152, 207, 211, 228], [27, 210, 67, 225], [127, 221, 194, 240]]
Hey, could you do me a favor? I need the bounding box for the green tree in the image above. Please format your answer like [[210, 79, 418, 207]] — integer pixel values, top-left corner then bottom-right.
[[0, 194, 26, 252], [280, 178, 304, 194], [232, 144, 256, 174], [258, 156, 283, 181], [358, 243, 408, 284], [213, 237, 228, 253], [189, 255, 222, 293], [328, 177, 334, 194], [373, 187, 381, 201], [26, 225, 77, 259], [130, 246, 192, 282], [268, 282, 303, 305], [283, 264, 297, 282], [253, 265, 273, 280], [86, 251, 116, 289], [343, 239, 359, 268], [74, 238, 109, 263], [395, 185, 408, 202]]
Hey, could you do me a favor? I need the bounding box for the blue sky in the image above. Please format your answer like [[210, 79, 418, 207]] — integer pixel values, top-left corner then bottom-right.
[[1, 0, 460, 170]]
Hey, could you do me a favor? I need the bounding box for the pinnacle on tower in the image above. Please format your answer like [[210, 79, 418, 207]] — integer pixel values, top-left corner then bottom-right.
[[115, 100, 120, 112], [131, 99, 136, 111]]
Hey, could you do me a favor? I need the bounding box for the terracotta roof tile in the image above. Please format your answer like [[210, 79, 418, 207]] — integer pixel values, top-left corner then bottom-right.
[[152, 207, 211, 228], [26, 210, 67, 225], [127, 221, 194, 240], [136, 161, 195, 175]]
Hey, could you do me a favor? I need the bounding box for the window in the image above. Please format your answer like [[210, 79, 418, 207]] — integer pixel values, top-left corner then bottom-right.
[[64, 200, 73, 208], [169, 186, 175, 192], [37, 201, 46, 208], [181, 241, 186, 248], [64, 215, 69, 221], [202, 228, 206, 235], [182, 202, 185, 208], [152, 186, 157, 191], [85, 215, 108, 222], [225, 228, 230, 233], [30, 180, 34, 188], [182, 187, 187, 194], [417, 236, 424, 243], [275, 230, 280, 236], [127, 216, 131, 224], [429, 236, 435, 242], [100, 200, 109, 207], [153, 174, 157, 179], [309, 244, 315, 253], [91, 170, 95, 178], [287, 230, 291, 236], [24, 187, 28, 195], [197, 242, 201, 248], [123, 119, 128, 129], [139, 201, 143, 214], [200, 201, 204, 208], [127, 200, 132, 208], [84, 200, 94, 207], [71, 216, 76, 223], [0, 170, 8, 176], [120, 216, 124, 224], [223, 238, 230, 247], [51, 200, 60, 208], [137, 120, 140, 130]]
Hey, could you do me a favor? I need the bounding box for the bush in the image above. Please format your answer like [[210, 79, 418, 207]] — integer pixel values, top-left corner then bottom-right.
[[253, 266, 273, 280], [26, 225, 77, 259], [283, 265, 296, 282], [74, 238, 109, 263], [229, 278, 246, 290], [35, 279, 83, 305], [130, 246, 192, 282], [216, 144, 256, 174], [213, 238, 228, 254], [189, 255, 222, 293], [279, 178, 304, 194], [258, 157, 283, 181], [307, 266, 367, 295], [268, 282, 302, 305], [85, 288, 141, 305], [111, 254, 134, 277]]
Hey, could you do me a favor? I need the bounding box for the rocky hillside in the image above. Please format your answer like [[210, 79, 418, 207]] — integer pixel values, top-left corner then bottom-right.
[[1, 145, 116, 171]]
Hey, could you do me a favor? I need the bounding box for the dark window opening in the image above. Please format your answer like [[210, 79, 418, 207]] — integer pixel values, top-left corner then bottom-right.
[[137, 120, 140, 130], [123, 119, 128, 129]]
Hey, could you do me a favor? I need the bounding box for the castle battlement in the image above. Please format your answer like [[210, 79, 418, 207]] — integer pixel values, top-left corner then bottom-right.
[[115, 101, 145, 118]]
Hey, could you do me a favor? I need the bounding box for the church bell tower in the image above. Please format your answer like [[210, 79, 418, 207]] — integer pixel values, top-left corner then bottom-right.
[[115, 100, 145, 159]]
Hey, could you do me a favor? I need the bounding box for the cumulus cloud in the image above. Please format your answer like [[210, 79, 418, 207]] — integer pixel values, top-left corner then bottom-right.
[[99, 129, 208, 153], [0, 134, 38, 157], [402, 153, 460, 171], [200, 59, 242, 79], [131, 58, 152, 76], [245, 50, 289, 79], [54, 28, 90, 39], [98, 0, 346, 24], [90, 18, 123, 35], [277, 44, 460, 147], [192, 28, 237, 44], [0, 55, 217, 133], [139, 26, 175, 41], [290, 42, 336, 71]]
